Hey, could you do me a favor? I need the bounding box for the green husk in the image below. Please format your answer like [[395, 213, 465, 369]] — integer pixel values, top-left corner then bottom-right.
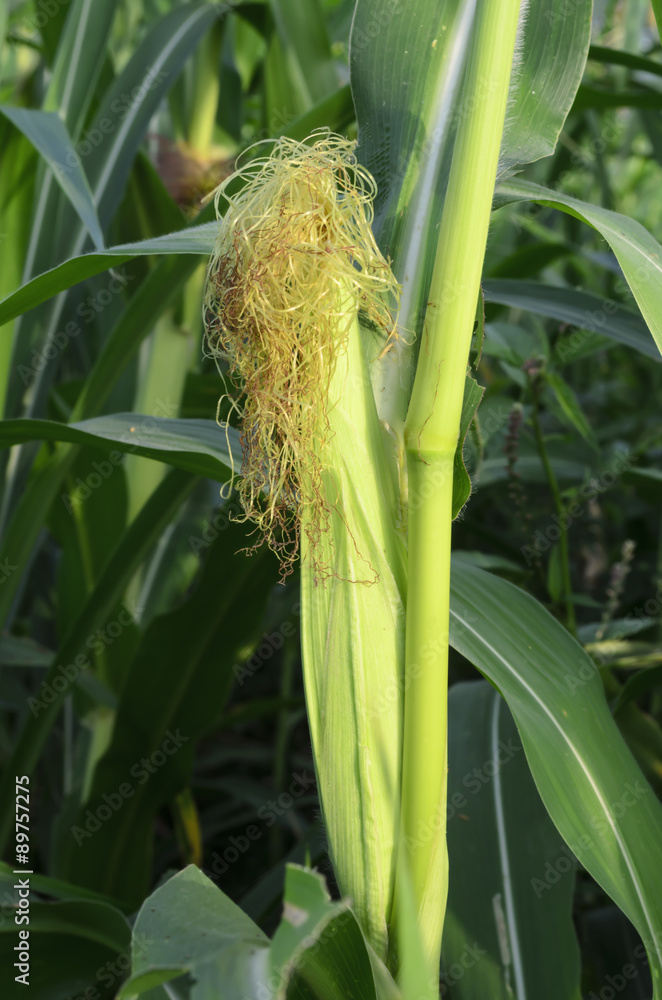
[[203, 133, 406, 957]]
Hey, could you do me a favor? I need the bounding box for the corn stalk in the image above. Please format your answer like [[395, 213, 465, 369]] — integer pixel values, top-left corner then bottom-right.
[[390, 0, 523, 970]]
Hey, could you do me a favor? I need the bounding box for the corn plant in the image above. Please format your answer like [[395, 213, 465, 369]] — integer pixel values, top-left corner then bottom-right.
[[2, 2, 662, 999]]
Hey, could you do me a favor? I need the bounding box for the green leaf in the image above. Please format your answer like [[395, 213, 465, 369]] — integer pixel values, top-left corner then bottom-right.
[[271, 865, 387, 1000], [351, 0, 478, 428], [18, 0, 121, 295], [0, 635, 53, 666], [0, 860, 127, 909], [497, 0, 591, 177], [121, 864, 397, 1000], [5, 899, 129, 951], [573, 85, 662, 112], [269, 0, 338, 109], [59, 523, 278, 907], [588, 44, 662, 79], [123, 312, 193, 519], [613, 665, 662, 717], [50, 442, 135, 691], [449, 563, 662, 998], [0, 415, 237, 482], [451, 551, 523, 575], [495, 179, 662, 359], [0, 107, 104, 249], [0, 470, 197, 853], [0, 224, 217, 329], [544, 370, 597, 449], [0, 123, 35, 410], [44, 0, 122, 139], [270, 866, 345, 978], [452, 375, 484, 519], [483, 280, 660, 361], [81, 3, 218, 231], [443, 681, 581, 999], [118, 866, 269, 1000], [350, 0, 589, 432], [0, 898, 130, 1000], [654, 1, 662, 38]]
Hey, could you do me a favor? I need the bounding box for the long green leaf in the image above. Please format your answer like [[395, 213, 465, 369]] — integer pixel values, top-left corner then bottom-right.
[[0, 123, 34, 410], [443, 681, 581, 999], [573, 86, 662, 112], [0, 860, 128, 910], [496, 178, 662, 358], [0, 250, 212, 636], [0, 470, 197, 852], [0, 225, 217, 328], [58, 524, 277, 906], [269, 0, 338, 109], [497, 0, 592, 176], [5, 2, 218, 436], [589, 43, 662, 78], [483, 279, 660, 361], [449, 563, 662, 998], [0, 899, 130, 1000], [0, 899, 130, 952], [0, 415, 236, 482], [350, 0, 590, 432], [20, 0, 120, 287], [0, 108, 104, 249], [83, 3, 217, 231], [44, 0, 121, 139]]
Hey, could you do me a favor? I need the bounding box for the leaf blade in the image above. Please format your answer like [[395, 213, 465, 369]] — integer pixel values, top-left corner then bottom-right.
[[449, 563, 662, 998], [495, 179, 662, 359], [444, 681, 581, 999], [483, 279, 660, 361], [0, 415, 236, 482], [0, 108, 104, 249]]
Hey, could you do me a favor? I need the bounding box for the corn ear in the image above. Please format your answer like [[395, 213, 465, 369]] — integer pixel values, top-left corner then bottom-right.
[[203, 134, 406, 960], [300, 302, 406, 959]]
